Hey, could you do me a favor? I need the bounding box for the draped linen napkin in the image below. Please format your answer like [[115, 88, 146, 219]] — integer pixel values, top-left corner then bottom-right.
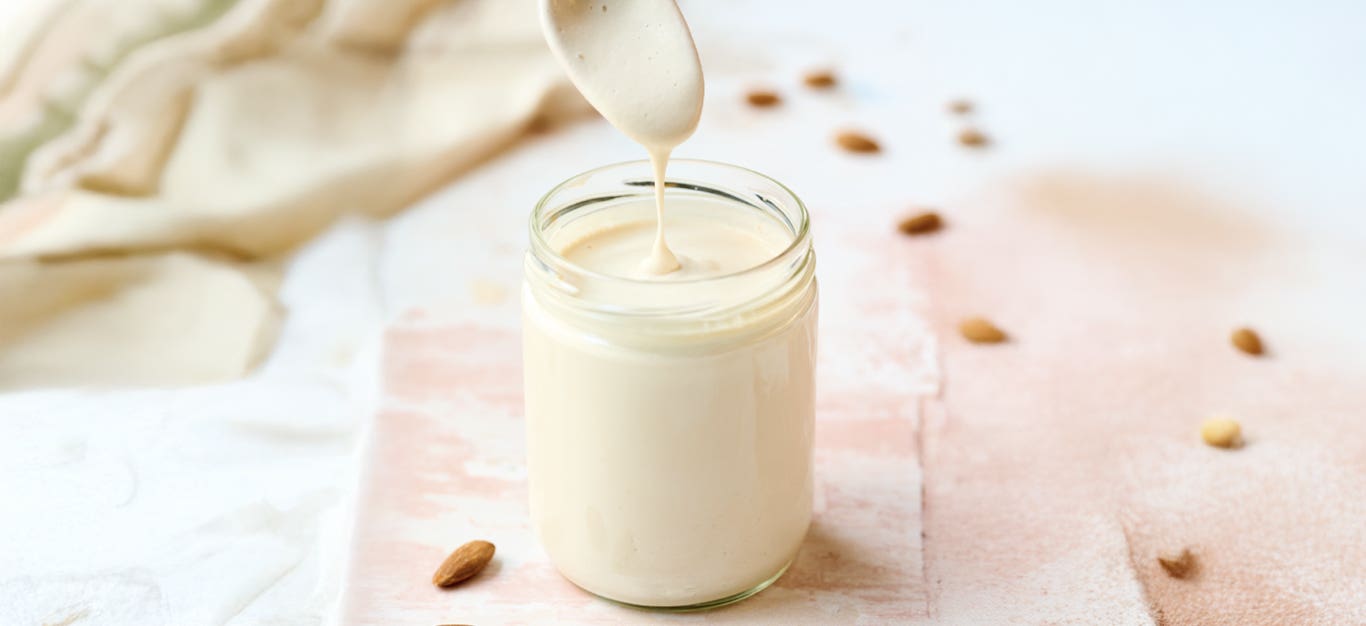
[[0, 0, 584, 388]]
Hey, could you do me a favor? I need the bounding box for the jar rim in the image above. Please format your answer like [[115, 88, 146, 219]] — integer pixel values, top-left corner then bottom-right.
[[529, 158, 810, 287]]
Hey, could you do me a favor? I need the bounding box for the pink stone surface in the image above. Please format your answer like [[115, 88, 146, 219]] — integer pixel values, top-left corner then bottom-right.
[[913, 175, 1366, 624], [339, 218, 933, 625], [340, 181, 1366, 624]]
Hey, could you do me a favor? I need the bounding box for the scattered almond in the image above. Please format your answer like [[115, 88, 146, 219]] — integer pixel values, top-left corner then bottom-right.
[[1158, 549, 1197, 579], [959, 317, 1007, 344], [432, 540, 496, 588], [1231, 327, 1264, 356], [746, 89, 781, 107], [948, 99, 973, 114], [898, 211, 943, 236], [803, 69, 837, 89], [957, 127, 988, 147], [1200, 417, 1242, 449], [835, 131, 880, 153]]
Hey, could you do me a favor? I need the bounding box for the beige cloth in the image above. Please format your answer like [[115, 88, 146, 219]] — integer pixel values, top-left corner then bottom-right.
[[0, 0, 584, 388]]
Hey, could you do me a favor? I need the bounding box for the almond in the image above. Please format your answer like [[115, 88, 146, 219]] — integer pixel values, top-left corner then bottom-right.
[[746, 89, 781, 107], [898, 211, 943, 236], [803, 69, 837, 89], [835, 131, 880, 153], [432, 540, 495, 588], [948, 99, 973, 114], [1231, 327, 1263, 356], [957, 127, 988, 147], [960, 317, 1007, 344], [1200, 417, 1242, 449], [1158, 549, 1197, 579]]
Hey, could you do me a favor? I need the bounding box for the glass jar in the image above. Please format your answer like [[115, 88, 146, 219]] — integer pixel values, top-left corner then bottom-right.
[[522, 159, 817, 610]]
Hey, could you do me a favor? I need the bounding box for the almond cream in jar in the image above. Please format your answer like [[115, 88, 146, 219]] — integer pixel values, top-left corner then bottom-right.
[[522, 159, 817, 610]]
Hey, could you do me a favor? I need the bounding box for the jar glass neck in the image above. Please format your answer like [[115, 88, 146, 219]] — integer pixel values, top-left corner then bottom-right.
[[526, 160, 813, 331]]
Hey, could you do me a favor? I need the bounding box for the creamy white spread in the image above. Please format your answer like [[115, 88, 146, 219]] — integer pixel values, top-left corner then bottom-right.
[[540, 0, 704, 275]]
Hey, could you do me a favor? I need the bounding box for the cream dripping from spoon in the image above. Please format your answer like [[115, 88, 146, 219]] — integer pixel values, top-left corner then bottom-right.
[[539, 0, 704, 275]]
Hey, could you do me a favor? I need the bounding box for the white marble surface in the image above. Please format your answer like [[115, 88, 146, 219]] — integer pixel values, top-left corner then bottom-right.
[[4, 0, 1366, 623]]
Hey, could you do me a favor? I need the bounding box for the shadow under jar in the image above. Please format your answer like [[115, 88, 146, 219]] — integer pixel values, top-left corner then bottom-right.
[[522, 159, 818, 610]]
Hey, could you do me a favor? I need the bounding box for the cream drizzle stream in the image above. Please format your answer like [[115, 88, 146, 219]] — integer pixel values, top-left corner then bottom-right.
[[539, 0, 704, 275]]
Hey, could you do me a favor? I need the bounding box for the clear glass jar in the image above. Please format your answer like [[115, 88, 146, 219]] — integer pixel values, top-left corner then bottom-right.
[[522, 159, 817, 610]]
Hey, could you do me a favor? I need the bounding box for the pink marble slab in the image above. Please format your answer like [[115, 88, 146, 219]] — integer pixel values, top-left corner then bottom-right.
[[340, 174, 1366, 624], [339, 219, 937, 624], [914, 174, 1366, 624]]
